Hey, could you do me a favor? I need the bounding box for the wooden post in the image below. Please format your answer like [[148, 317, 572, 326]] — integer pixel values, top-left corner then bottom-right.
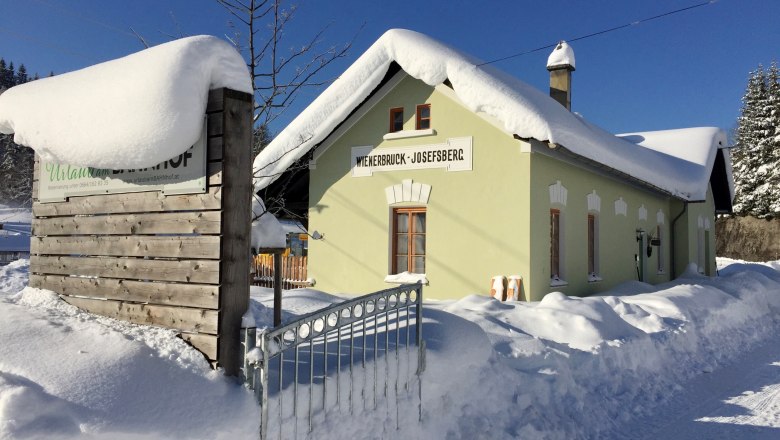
[[217, 88, 253, 376], [274, 251, 282, 326]]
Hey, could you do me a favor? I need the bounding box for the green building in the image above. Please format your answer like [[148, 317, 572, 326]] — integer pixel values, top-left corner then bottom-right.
[[254, 30, 733, 301]]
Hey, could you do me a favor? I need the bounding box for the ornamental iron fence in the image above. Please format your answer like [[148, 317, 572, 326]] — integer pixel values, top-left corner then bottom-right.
[[241, 283, 425, 439]]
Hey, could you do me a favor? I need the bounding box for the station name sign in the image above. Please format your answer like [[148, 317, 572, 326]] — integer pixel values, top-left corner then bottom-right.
[[37, 122, 207, 203], [351, 137, 472, 177]]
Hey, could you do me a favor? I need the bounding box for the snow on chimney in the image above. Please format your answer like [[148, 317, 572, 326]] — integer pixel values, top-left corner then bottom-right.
[[546, 41, 576, 110]]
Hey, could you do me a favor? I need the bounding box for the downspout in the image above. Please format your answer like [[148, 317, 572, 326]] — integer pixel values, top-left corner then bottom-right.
[[670, 202, 688, 279]]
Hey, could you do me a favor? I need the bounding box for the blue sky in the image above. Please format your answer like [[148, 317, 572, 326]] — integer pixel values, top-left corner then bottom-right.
[[1, 0, 779, 137]]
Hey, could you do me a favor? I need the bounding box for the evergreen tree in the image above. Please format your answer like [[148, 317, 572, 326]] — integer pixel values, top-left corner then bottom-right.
[[732, 62, 780, 218], [0, 59, 8, 90], [0, 57, 41, 207], [15, 64, 27, 85], [5, 62, 15, 87]]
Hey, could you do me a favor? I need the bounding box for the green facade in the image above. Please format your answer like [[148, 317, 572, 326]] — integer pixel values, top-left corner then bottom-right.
[[307, 74, 717, 301]]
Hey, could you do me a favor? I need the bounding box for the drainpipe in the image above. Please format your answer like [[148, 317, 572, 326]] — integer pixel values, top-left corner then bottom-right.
[[670, 202, 688, 278]]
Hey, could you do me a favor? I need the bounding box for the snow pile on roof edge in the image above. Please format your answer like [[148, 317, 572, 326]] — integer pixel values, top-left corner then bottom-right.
[[0, 35, 251, 169]]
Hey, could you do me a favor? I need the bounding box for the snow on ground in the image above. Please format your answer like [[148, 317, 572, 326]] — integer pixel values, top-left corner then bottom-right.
[[718, 256, 780, 272], [0, 205, 32, 225], [2, 258, 779, 439], [0, 260, 258, 440]]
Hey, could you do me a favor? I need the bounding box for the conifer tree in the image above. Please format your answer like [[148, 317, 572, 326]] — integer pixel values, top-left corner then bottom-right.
[[0, 59, 8, 90], [732, 62, 780, 218], [0, 58, 38, 207], [5, 62, 15, 87], [15, 64, 28, 85]]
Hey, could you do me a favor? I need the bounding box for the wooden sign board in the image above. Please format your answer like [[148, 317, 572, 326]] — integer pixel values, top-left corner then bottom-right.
[[29, 88, 252, 376]]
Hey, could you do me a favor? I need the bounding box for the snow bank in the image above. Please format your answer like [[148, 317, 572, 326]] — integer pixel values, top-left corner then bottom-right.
[[3, 255, 779, 439], [0, 261, 258, 439], [254, 29, 727, 201], [0, 36, 251, 169]]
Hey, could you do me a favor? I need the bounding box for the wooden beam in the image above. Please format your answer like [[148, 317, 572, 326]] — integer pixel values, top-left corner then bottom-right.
[[29, 274, 219, 309], [216, 88, 253, 376], [31, 235, 221, 259], [32, 211, 222, 236], [180, 333, 218, 360], [31, 255, 220, 284], [33, 187, 222, 217], [274, 251, 282, 326], [63, 296, 218, 333]]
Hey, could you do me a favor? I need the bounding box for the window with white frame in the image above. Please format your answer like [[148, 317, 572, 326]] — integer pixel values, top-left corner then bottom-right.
[[549, 181, 567, 285]]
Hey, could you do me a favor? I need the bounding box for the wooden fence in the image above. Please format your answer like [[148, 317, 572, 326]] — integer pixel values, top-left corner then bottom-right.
[[29, 88, 253, 376], [252, 254, 310, 290]]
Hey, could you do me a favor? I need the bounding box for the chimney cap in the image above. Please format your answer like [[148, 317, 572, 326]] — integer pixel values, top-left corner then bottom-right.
[[547, 41, 576, 71]]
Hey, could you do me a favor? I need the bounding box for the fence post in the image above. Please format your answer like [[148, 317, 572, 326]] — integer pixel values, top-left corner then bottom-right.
[[259, 332, 270, 440], [241, 326, 257, 387], [273, 252, 282, 326]]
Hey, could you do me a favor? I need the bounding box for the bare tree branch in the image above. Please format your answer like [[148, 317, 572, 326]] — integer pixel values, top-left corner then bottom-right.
[[215, 0, 359, 219]]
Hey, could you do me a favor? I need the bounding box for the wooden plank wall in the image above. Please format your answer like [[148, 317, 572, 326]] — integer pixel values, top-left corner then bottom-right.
[[29, 88, 253, 374]]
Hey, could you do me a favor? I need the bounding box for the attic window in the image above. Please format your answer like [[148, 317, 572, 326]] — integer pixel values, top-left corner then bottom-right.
[[389, 107, 404, 132], [416, 104, 431, 130]]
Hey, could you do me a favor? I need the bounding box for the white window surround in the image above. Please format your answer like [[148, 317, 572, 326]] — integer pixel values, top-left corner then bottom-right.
[[549, 208, 566, 287], [657, 209, 665, 225], [382, 128, 436, 141], [549, 181, 568, 206], [587, 190, 601, 212], [614, 197, 627, 216], [385, 179, 431, 205], [638, 204, 648, 221]]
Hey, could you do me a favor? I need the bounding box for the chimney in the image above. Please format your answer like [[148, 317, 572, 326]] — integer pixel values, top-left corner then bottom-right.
[[546, 41, 576, 110]]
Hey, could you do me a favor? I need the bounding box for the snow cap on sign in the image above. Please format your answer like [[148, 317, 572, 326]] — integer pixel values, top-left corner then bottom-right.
[[0, 35, 252, 169], [546, 41, 575, 70]]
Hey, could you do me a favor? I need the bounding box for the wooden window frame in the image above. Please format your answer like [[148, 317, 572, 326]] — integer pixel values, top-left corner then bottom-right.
[[587, 214, 596, 275], [415, 104, 431, 130], [389, 107, 404, 133], [392, 207, 426, 274], [656, 225, 664, 273], [550, 209, 561, 279]]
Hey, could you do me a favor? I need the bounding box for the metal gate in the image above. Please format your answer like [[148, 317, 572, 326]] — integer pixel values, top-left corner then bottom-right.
[[241, 283, 425, 439]]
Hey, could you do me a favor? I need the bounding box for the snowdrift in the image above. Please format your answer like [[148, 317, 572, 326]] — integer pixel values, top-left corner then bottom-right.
[[1, 258, 779, 438]]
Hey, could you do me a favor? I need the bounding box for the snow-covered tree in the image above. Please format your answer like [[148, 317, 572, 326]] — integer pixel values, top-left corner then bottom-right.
[[732, 62, 780, 218], [0, 59, 40, 207]]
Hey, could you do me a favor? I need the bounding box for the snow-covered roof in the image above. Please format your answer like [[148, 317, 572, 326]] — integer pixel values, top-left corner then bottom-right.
[[618, 127, 732, 200], [253, 29, 730, 201], [0, 36, 251, 169], [547, 41, 576, 70]]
